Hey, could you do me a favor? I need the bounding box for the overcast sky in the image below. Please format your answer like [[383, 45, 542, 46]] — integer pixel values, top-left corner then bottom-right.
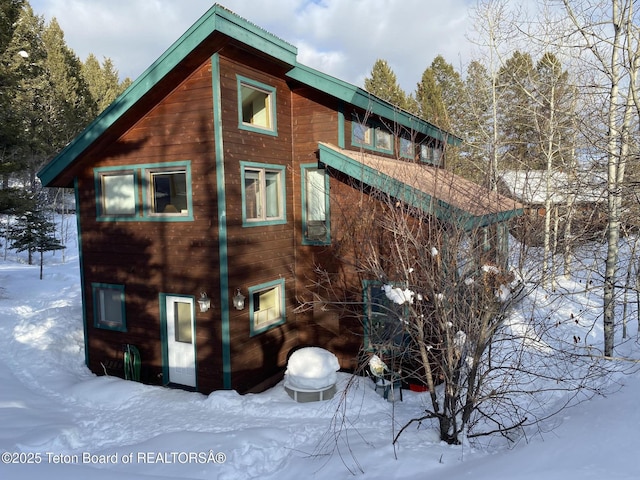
[[29, 0, 480, 94]]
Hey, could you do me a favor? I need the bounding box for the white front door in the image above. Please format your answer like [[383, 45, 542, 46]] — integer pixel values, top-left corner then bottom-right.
[[165, 295, 196, 388]]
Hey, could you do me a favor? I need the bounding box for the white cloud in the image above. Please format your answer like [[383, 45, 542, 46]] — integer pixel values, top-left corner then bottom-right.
[[30, 0, 476, 92]]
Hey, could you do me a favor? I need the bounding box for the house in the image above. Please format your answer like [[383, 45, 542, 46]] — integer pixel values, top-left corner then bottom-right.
[[499, 169, 606, 244], [38, 5, 523, 394]]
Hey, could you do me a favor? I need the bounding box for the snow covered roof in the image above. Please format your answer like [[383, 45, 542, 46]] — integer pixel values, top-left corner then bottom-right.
[[499, 170, 607, 205], [319, 143, 524, 230]]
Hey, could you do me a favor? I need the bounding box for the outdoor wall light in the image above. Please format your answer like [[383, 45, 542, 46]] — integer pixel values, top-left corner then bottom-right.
[[232, 289, 246, 310], [197, 292, 211, 312]]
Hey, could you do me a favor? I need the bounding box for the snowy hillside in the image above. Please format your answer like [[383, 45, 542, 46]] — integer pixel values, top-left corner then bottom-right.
[[0, 215, 639, 479]]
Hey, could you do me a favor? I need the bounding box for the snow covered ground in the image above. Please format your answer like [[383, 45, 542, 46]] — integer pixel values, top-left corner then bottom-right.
[[1, 215, 639, 479]]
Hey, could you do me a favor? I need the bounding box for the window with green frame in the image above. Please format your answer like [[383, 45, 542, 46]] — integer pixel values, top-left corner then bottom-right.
[[351, 118, 394, 154], [419, 143, 443, 166], [92, 283, 126, 332], [94, 161, 193, 221], [241, 161, 286, 226], [237, 75, 277, 136], [249, 279, 285, 336], [301, 164, 330, 245]]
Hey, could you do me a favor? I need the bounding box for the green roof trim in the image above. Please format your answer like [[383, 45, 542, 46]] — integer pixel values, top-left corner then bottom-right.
[[38, 4, 297, 187], [38, 4, 459, 187], [318, 144, 520, 230], [287, 64, 461, 146]]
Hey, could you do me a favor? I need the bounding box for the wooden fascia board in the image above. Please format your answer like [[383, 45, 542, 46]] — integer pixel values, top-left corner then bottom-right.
[[289, 65, 462, 146], [38, 5, 297, 187]]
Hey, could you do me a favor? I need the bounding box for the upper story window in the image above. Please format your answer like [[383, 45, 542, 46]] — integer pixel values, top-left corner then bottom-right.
[[400, 137, 415, 159], [241, 161, 286, 226], [148, 168, 189, 215], [420, 143, 443, 167], [95, 161, 193, 222], [301, 164, 330, 245], [98, 170, 137, 217], [352, 118, 393, 154], [237, 75, 277, 136]]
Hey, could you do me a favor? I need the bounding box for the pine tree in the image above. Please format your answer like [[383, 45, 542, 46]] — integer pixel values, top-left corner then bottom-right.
[[82, 54, 130, 114], [363, 59, 407, 109], [8, 207, 64, 278], [415, 67, 448, 128]]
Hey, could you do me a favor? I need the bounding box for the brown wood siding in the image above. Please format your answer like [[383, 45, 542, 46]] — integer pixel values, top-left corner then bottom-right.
[[216, 54, 297, 393], [78, 60, 225, 390]]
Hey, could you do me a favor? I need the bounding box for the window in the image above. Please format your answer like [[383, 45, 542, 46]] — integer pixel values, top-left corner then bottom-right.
[[351, 118, 393, 154], [301, 165, 330, 245], [94, 161, 192, 222], [92, 283, 126, 331], [420, 144, 443, 166], [148, 169, 189, 215], [96, 170, 137, 218], [353, 122, 373, 147], [249, 279, 285, 336], [241, 162, 286, 226], [174, 300, 193, 343], [375, 127, 393, 153], [237, 75, 277, 135], [363, 281, 405, 351], [400, 137, 415, 159]]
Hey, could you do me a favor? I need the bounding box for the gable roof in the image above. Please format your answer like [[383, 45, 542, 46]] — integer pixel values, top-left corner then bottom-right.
[[318, 143, 523, 230], [38, 4, 459, 187]]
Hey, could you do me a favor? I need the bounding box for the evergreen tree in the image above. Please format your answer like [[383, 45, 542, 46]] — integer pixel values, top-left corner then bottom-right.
[[8, 207, 64, 277], [497, 51, 539, 169], [415, 67, 449, 128], [82, 54, 130, 114], [363, 59, 407, 109]]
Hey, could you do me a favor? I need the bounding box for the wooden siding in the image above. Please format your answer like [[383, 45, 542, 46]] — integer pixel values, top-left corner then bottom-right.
[[217, 54, 297, 393], [78, 60, 224, 390]]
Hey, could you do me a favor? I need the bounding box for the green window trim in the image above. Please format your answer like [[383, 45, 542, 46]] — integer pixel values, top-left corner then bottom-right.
[[240, 161, 287, 227], [94, 160, 193, 222], [92, 283, 127, 332], [249, 279, 286, 336], [351, 117, 394, 155], [236, 75, 278, 137], [301, 164, 330, 245]]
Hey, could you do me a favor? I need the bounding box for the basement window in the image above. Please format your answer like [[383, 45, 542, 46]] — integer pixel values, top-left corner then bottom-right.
[[92, 283, 126, 332], [249, 279, 286, 336]]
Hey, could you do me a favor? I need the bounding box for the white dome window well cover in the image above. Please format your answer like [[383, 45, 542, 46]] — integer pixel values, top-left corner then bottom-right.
[[284, 347, 339, 402]]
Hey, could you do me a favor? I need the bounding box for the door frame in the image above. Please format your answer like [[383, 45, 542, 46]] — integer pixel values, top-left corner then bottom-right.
[[159, 293, 198, 390]]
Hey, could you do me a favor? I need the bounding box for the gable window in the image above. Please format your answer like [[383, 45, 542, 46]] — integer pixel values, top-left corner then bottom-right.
[[237, 75, 277, 136], [301, 164, 330, 245], [96, 169, 137, 218], [92, 283, 126, 332], [148, 168, 189, 215], [249, 279, 285, 336], [241, 162, 286, 226]]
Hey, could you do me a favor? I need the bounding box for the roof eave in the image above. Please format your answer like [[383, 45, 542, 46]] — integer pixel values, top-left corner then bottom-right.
[[288, 64, 462, 146], [38, 4, 297, 187]]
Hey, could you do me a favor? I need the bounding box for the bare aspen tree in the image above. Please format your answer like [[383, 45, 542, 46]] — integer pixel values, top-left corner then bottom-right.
[[561, 0, 640, 357]]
